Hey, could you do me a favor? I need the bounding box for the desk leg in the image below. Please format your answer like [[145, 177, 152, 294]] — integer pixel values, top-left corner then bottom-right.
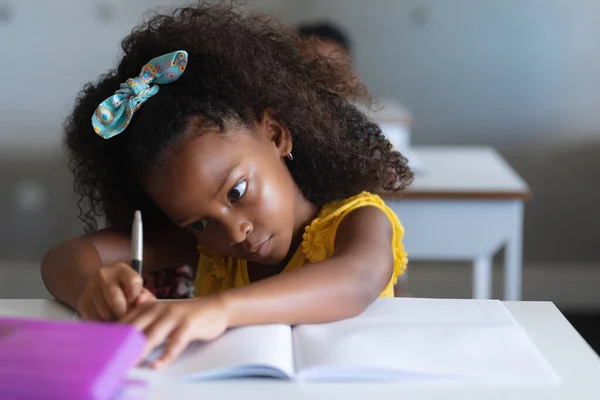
[[473, 256, 492, 299], [505, 201, 524, 301]]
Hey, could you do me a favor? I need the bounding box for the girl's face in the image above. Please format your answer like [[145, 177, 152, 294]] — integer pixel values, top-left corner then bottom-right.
[[145, 114, 316, 266]]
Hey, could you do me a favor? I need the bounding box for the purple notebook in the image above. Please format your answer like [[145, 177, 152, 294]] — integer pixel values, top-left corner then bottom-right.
[[0, 316, 146, 400]]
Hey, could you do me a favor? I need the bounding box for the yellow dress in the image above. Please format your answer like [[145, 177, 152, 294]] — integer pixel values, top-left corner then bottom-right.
[[193, 192, 408, 298]]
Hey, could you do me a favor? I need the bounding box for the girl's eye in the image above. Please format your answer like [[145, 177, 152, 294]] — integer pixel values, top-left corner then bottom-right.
[[189, 220, 209, 233], [228, 179, 247, 202]]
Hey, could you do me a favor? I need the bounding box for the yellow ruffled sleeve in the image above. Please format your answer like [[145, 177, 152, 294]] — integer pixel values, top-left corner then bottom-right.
[[302, 191, 407, 297]]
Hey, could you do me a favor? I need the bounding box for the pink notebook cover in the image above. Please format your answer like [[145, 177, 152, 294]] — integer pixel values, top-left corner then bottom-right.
[[0, 316, 146, 400]]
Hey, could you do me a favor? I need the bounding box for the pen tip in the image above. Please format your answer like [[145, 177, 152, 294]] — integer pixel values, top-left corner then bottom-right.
[[134, 210, 142, 221]]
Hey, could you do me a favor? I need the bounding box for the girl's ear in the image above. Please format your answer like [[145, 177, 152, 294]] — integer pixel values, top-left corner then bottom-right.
[[257, 110, 292, 157]]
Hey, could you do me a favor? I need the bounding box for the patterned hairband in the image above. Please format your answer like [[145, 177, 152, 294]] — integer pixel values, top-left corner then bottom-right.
[[92, 50, 189, 139]]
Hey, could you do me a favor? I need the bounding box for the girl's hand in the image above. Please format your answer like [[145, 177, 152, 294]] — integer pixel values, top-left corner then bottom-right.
[[120, 295, 229, 368], [77, 262, 156, 321]]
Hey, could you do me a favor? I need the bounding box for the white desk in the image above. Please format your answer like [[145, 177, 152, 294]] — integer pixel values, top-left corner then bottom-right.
[[1, 299, 599, 399], [381, 146, 530, 300]]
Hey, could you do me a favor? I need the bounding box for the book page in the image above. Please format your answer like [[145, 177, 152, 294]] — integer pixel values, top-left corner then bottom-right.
[[131, 324, 294, 381], [293, 298, 558, 384]]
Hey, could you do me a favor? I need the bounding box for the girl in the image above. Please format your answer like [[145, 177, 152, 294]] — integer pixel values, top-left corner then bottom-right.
[[41, 3, 413, 368]]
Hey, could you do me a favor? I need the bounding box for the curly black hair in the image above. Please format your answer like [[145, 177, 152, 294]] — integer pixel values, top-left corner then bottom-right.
[[65, 1, 412, 232]]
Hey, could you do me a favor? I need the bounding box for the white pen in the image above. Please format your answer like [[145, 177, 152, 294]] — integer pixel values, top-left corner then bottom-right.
[[131, 210, 143, 275]]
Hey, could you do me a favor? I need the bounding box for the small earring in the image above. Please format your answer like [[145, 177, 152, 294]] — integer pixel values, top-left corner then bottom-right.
[[287, 152, 293, 161]]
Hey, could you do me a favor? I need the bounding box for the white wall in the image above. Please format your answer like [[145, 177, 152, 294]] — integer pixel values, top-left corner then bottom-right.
[[1, 1, 151, 151], [293, 0, 600, 146], [4, 0, 600, 147]]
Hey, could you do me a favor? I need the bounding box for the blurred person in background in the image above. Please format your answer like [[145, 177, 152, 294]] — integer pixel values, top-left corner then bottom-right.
[[298, 22, 353, 68], [297, 21, 414, 165]]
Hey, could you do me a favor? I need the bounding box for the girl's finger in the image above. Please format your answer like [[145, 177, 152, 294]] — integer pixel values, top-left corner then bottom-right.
[[79, 300, 101, 321], [141, 315, 178, 360], [119, 302, 152, 325], [92, 294, 115, 321], [135, 288, 156, 307], [121, 303, 167, 334], [102, 283, 128, 318], [116, 267, 144, 304], [153, 325, 192, 369]]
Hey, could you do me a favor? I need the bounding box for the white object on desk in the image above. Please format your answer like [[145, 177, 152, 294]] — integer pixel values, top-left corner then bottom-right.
[[399, 147, 426, 174], [2, 299, 599, 400], [131, 298, 557, 385], [379, 122, 411, 152], [357, 98, 424, 173], [382, 146, 530, 300]]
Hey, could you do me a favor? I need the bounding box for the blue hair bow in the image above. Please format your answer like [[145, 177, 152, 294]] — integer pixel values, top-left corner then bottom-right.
[[92, 50, 188, 139]]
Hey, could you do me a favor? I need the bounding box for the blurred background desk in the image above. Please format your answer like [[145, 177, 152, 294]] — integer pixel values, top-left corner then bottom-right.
[[382, 146, 530, 300]]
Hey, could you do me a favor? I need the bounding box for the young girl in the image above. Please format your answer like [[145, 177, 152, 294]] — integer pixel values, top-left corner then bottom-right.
[[41, 3, 413, 368]]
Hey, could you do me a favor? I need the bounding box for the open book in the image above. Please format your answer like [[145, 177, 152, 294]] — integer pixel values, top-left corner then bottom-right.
[[132, 298, 559, 385]]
